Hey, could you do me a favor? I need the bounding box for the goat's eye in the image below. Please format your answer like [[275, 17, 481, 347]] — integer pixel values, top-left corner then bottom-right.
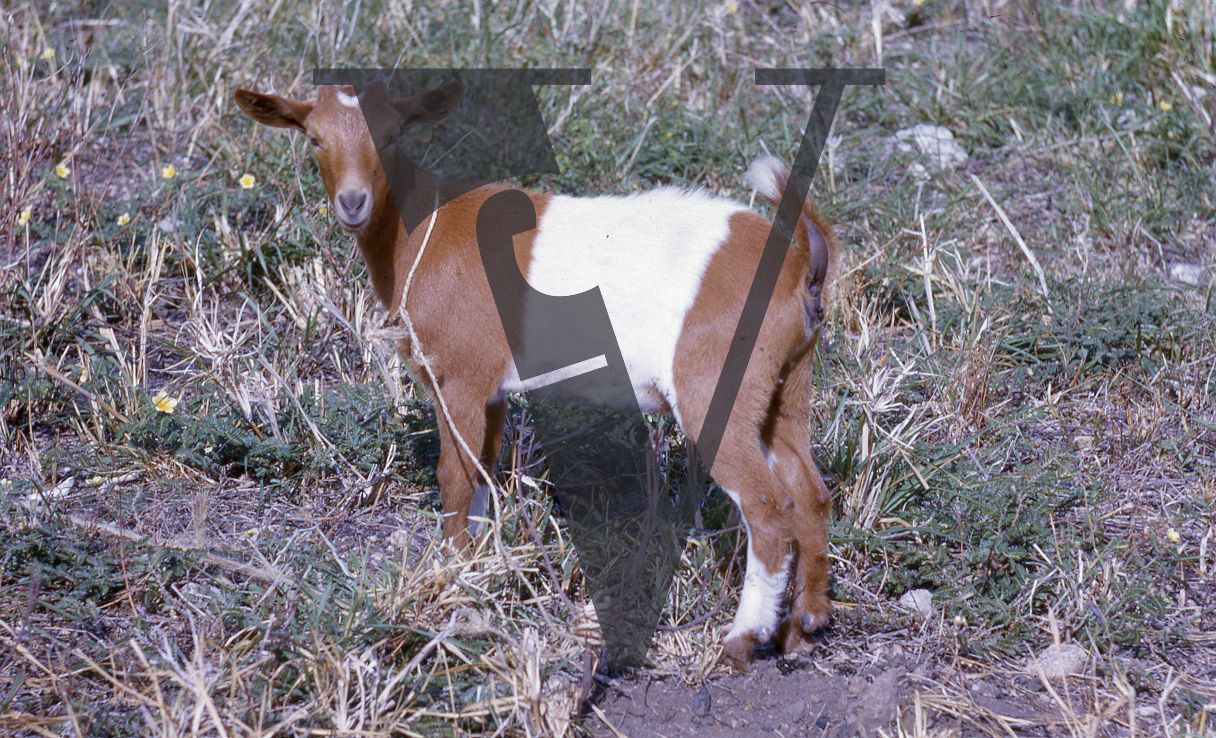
[[307, 134, 321, 148]]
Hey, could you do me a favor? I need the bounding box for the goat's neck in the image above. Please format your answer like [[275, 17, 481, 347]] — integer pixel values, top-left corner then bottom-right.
[[354, 198, 412, 314], [355, 167, 447, 314]]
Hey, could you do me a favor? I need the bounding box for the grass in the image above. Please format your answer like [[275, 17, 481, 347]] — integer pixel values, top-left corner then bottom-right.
[[2, 0, 1215, 735]]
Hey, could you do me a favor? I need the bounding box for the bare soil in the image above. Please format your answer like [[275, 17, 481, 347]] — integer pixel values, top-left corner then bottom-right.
[[592, 648, 1099, 738]]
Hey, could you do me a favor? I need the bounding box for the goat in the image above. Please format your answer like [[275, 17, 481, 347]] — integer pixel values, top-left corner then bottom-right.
[[234, 81, 838, 670]]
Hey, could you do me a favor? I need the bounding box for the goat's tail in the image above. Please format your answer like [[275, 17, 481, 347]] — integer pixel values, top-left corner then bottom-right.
[[742, 155, 839, 328]]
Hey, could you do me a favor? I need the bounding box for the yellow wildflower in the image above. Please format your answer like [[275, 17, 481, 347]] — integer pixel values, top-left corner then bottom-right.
[[1109, 91, 1123, 105], [88, 475, 104, 487], [1158, 100, 1172, 112], [16, 57, 28, 70], [40, 47, 55, 61], [1166, 527, 1180, 543], [55, 162, 70, 178], [18, 208, 31, 227], [152, 390, 179, 414], [914, 0, 926, 5], [238, 173, 256, 190], [117, 212, 131, 226], [952, 615, 967, 626], [161, 164, 177, 179], [318, 203, 329, 215], [726, 1, 738, 13]]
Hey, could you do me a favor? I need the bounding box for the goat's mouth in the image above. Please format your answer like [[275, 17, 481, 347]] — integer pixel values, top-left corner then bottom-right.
[[335, 210, 370, 232]]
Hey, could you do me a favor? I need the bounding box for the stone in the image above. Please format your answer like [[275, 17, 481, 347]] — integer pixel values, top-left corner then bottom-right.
[[895, 124, 969, 170], [388, 528, 411, 550], [899, 588, 935, 617], [1028, 643, 1088, 679], [1169, 262, 1206, 286], [842, 667, 903, 736]]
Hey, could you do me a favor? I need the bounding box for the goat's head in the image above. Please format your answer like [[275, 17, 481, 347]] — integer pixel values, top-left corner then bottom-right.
[[234, 81, 463, 233]]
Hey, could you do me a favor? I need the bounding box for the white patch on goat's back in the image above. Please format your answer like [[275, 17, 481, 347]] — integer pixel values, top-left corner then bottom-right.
[[722, 488, 789, 643], [337, 90, 360, 108], [508, 188, 742, 411]]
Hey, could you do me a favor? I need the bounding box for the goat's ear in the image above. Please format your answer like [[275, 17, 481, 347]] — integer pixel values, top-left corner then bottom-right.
[[394, 80, 463, 128], [234, 89, 313, 131]]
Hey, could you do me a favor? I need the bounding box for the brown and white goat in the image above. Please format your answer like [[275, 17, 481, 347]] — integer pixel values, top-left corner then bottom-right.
[[234, 82, 838, 669]]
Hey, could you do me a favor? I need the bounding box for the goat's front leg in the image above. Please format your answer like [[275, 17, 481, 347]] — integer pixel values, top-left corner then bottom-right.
[[431, 381, 502, 549], [771, 435, 831, 655], [713, 441, 795, 671]]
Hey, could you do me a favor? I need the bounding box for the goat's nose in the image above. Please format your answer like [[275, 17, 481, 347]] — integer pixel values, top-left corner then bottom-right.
[[337, 190, 367, 214]]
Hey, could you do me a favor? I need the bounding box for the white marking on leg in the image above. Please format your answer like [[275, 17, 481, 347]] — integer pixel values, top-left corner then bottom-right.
[[467, 484, 490, 536], [722, 489, 789, 643], [337, 90, 360, 108]]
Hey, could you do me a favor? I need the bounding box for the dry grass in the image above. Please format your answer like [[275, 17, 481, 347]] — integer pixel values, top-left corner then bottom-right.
[[2, 0, 1215, 735]]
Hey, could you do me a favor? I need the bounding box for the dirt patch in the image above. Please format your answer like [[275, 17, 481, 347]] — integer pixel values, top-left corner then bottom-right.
[[592, 656, 908, 738]]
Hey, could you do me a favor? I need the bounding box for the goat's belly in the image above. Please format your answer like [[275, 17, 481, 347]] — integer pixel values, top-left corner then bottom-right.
[[498, 189, 743, 416]]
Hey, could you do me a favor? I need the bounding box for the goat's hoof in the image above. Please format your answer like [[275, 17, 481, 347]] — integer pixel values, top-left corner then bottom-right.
[[722, 635, 755, 673], [801, 610, 829, 633], [777, 618, 810, 654], [777, 607, 830, 654]]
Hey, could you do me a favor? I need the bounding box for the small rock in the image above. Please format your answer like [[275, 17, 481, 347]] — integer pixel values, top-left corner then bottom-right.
[[895, 124, 969, 170], [690, 684, 711, 716], [1028, 643, 1088, 679], [898, 589, 935, 617], [1169, 262, 1206, 286], [388, 528, 411, 550], [157, 216, 178, 233], [843, 667, 902, 735], [450, 606, 496, 637]]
